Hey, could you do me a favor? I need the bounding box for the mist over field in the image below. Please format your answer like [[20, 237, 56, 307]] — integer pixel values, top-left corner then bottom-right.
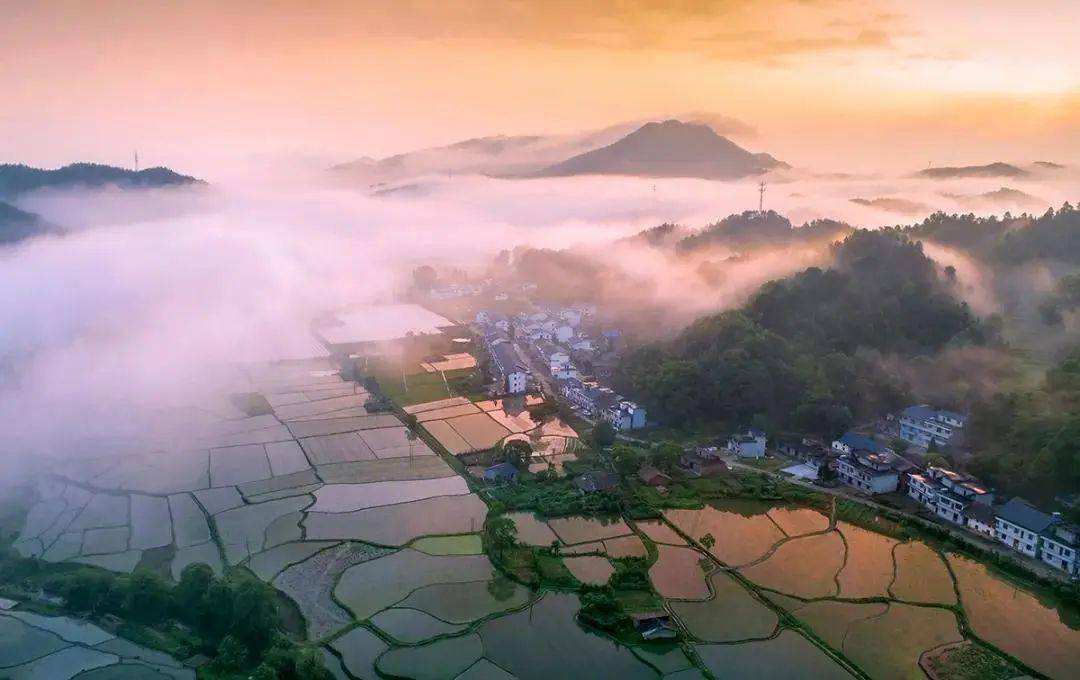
[[1, 162, 1078, 480]]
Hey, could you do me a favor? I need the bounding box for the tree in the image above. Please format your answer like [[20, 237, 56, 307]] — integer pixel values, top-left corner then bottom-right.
[[174, 563, 213, 622], [125, 570, 170, 623], [700, 533, 716, 551], [649, 442, 682, 472], [412, 265, 437, 291], [925, 452, 948, 468], [592, 421, 616, 448], [485, 516, 518, 555], [611, 444, 640, 475], [502, 439, 532, 469], [229, 579, 276, 655]]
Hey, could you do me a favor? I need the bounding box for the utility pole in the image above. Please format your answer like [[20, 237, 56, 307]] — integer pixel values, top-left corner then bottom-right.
[[758, 180, 766, 213], [134, 151, 139, 172]]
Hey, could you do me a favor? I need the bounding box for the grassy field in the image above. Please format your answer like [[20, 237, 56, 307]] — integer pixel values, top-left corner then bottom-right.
[[374, 366, 477, 407]]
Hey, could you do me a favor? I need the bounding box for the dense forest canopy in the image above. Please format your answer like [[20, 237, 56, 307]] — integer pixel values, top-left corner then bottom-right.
[[968, 349, 1080, 507], [616, 230, 987, 436], [675, 210, 852, 251], [901, 203, 1080, 264]]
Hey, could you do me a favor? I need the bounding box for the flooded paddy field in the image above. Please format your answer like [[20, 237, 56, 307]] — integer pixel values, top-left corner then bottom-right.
[[0, 610, 193, 679], [6, 359, 1080, 680]]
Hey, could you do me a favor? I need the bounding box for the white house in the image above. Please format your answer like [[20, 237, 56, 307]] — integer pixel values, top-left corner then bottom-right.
[[907, 466, 993, 526], [601, 400, 647, 431], [964, 503, 997, 538], [560, 378, 615, 416], [487, 335, 528, 395], [994, 498, 1055, 559], [1041, 522, 1079, 577], [835, 449, 905, 494], [899, 405, 965, 448], [832, 432, 884, 455], [555, 325, 574, 343], [560, 309, 583, 328], [727, 429, 767, 459]]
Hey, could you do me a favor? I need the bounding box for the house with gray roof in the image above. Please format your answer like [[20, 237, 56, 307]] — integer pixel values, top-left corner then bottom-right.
[[995, 498, 1056, 559]]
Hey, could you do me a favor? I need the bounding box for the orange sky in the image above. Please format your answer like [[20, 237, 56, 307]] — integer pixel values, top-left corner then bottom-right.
[[2, 0, 1078, 177]]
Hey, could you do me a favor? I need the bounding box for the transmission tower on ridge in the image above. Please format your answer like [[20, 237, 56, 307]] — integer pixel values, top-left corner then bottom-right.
[[758, 180, 766, 213], [134, 151, 139, 172]]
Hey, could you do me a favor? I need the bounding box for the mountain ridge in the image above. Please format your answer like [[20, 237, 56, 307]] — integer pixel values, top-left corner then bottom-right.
[[0, 162, 204, 198]]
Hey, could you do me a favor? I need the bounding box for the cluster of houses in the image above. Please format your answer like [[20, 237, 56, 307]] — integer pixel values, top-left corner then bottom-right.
[[557, 378, 647, 431], [775, 405, 1079, 577], [897, 405, 966, 449], [478, 327, 529, 394]]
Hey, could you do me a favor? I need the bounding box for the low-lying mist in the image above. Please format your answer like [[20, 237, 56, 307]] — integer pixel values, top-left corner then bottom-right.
[[1, 167, 1077, 476]]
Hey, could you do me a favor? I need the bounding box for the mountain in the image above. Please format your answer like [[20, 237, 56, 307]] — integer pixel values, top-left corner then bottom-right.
[[916, 162, 1028, 179], [941, 186, 1046, 211], [0, 201, 61, 245], [0, 163, 203, 198], [850, 197, 930, 215], [535, 120, 785, 180], [331, 113, 761, 183]]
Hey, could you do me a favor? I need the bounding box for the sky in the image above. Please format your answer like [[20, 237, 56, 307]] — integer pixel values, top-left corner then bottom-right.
[[2, 0, 1079, 177]]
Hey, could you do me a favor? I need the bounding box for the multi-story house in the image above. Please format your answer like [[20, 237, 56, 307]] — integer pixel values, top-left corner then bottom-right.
[[835, 449, 906, 494], [1041, 521, 1079, 577], [898, 405, 965, 448], [907, 466, 993, 526], [727, 429, 767, 459], [994, 498, 1055, 559], [485, 333, 528, 395], [601, 399, 647, 431], [559, 378, 615, 417]]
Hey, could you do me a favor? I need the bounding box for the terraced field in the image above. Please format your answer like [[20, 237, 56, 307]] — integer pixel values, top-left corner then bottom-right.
[[7, 362, 1079, 679]]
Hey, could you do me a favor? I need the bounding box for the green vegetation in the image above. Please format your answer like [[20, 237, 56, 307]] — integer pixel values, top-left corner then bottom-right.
[[617, 230, 988, 438], [676, 210, 852, 251], [577, 587, 632, 634], [0, 542, 329, 680], [968, 348, 1080, 509], [0, 162, 201, 197], [923, 642, 1023, 680]]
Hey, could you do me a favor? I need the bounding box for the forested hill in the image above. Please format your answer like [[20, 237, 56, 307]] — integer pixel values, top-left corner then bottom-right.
[[676, 210, 853, 251], [0, 200, 61, 245], [969, 349, 1080, 506], [0, 163, 203, 198], [615, 230, 989, 435], [899, 203, 1080, 264]]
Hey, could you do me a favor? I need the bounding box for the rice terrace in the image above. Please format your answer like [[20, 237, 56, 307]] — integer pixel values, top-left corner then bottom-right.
[[2, 346, 1078, 679]]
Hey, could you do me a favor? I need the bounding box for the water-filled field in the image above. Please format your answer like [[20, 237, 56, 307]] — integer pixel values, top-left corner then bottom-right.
[[948, 553, 1080, 679]]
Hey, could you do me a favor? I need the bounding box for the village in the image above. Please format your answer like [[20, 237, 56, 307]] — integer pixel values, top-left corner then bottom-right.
[[3, 292, 1079, 680]]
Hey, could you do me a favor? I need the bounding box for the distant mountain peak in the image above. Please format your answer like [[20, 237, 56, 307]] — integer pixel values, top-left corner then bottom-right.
[[535, 119, 785, 180], [916, 162, 1028, 179]]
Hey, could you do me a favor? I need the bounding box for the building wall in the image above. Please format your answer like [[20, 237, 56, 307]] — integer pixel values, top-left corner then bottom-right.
[[507, 371, 526, 394], [1040, 538, 1078, 576], [995, 520, 1040, 558], [966, 517, 995, 538], [836, 460, 898, 494]]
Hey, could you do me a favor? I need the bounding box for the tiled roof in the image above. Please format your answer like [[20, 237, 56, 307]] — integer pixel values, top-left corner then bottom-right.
[[995, 498, 1056, 533]]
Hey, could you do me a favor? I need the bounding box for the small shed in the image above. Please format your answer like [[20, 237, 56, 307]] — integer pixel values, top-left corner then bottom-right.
[[638, 465, 672, 487], [575, 470, 620, 493], [484, 462, 520, 483], [631, 611, 678, 640]]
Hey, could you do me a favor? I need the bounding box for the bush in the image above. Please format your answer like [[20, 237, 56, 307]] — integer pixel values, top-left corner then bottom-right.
[[578, 587, 629, 632]]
